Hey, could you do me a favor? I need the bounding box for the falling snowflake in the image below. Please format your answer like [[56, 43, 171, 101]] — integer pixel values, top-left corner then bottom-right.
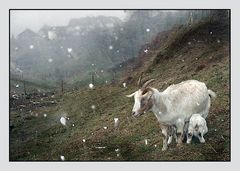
[[116, 50, 119, 53], [72, 124, 75, 127], [67, 48, 72, 53], [188, 42, 191, 45], [48, 31, 56, 40], [60, 117, 66, 126], [154, 144, 157, 147], [114, 118, 119, 127], [91, 63, 95, 66], [89, 83, 94, 89], [119, 65, 122, 67], [109, 45, 113, 50], [95, 146, 106, 149], [196, 102, 200, 106], [91, 105, 96, 110], [60, 155, 65, 161], [182, 59, 185, 62], [217, 39, 221, 43], [15, 47, 18, 50], [48, 58, 53, 63], [144, 49, 148, 53], [103, 126, 108, 130], [115, 36, 119, 40], [101, 70, 104, 73], [29, 45, 34, 49], [105, 80, 108, 84], [117, 153, 120, 157], [115, 148, 120, 152], [145, 139, 148, 145], [75, 26, 80, 30], [195, 58, 198, 60], [214, 129, 217, 132], [43, 114, 47, 117], [123, 83, 126, 88], [221, 119, 224, 122], [146, 28, 150, 32], [210, 31, 213, 35], [82, 139, 86, 142], [51, 95, 55, 98], [15, 84, 19, 88]]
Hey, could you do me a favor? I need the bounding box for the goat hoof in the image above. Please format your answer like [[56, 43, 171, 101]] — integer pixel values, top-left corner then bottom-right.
[[162, 146, 168, 151]]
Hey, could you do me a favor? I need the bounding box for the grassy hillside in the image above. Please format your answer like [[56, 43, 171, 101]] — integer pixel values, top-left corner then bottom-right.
[[10, 20, 230, 161]]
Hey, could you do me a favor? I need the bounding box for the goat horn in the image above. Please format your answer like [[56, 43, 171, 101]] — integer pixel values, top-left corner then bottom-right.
[[141, 79, 155, 90], [137, 72, 143, 88]]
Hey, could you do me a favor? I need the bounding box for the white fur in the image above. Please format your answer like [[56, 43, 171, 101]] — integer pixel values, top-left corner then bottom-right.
[[127, 80, 215, 150], [187, 114, 208, 144]]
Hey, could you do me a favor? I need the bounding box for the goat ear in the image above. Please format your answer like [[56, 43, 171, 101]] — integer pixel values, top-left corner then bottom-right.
[[126, 92, 136, 98]]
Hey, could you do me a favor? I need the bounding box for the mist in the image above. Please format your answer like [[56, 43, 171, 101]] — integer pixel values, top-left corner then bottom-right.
[[10, 10, 126, 36]]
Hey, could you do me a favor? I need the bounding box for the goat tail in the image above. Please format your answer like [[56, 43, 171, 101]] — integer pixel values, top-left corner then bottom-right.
[[208, 89, 216, 99]]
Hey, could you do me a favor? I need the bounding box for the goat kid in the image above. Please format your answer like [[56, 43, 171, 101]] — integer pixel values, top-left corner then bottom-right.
[[187, 114, 208, 144]]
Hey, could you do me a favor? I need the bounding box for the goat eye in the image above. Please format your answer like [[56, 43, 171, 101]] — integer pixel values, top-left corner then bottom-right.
[[199, 133, 202, 137], [188, 133, 192, 137]]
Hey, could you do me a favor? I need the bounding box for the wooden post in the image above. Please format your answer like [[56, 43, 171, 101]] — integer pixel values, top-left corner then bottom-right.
[[23, 80, 26, 95], [61, 80, 64, 94], [91, 72, 95, 85], [21, 73, 27, 95]]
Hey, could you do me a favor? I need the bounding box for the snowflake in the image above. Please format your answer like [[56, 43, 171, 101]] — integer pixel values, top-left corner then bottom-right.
[[75, 26, 80, 30], [15, 47, 18, 50], [43, 114, 47, 117], [60, 117, 66, 126], [15, 84, 19, 88], [60, 155, 65, 161], [146, 28, 150, 32], [145, 139, 148, 145], [217, 39, 221, 43], [188, 42, 191, 45], [48, 58, 53, 63], [48, 31, 56, 40], [67, 48, 72, 53], [210, 31, 213, 35], [101, 70, 104, 73], [89, 83, 94, 89], [72, 124, 75, 127], [105, 80, 108, 84], [122, 83, 126, 88], [144, 49, 148, 53], [29, 45, 34, 49], [103, 126, 107, 130], [109, 45, 113, 50], [82, 139, 86, 142], [91, 105, 96, 110]]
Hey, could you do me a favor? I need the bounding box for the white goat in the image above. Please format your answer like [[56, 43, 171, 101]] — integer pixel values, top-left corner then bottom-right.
[[127, 78, 215, 151], [186, 114, 208, 144]]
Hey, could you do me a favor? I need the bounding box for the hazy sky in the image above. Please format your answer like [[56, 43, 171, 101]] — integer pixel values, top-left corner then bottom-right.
[[10, 10, 126, 36]]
